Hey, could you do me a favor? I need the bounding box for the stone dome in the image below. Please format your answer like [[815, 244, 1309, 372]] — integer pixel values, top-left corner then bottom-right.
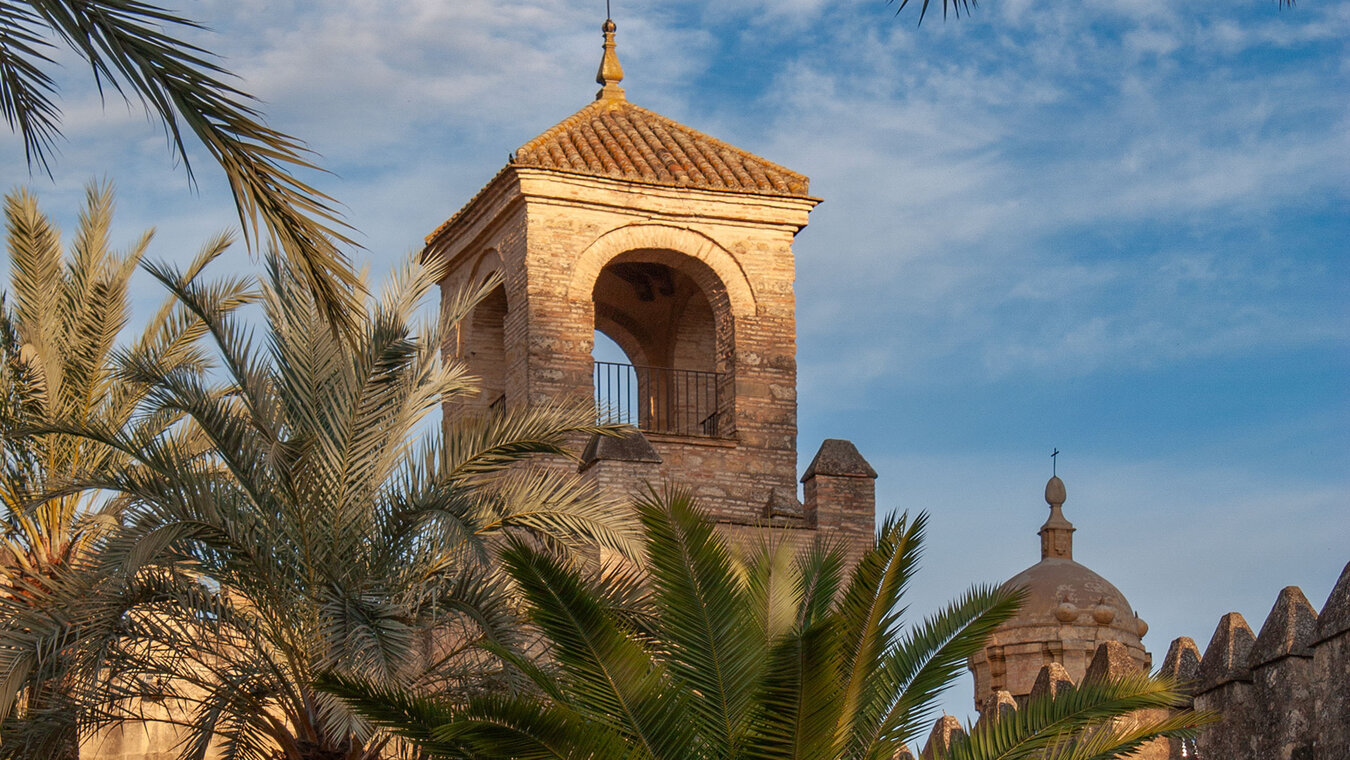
[[1000, 557, 1146, 639], [967, 473, 1152, 710]]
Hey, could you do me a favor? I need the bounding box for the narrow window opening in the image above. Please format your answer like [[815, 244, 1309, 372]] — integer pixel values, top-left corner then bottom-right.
[[469, 285, 507, 412]]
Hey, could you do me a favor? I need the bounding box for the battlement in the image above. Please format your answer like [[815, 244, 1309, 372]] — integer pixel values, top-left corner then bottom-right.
[[1169, 561, 1350, 759], [940, 560, 1349, 760], [915, 640, 1174, 759]]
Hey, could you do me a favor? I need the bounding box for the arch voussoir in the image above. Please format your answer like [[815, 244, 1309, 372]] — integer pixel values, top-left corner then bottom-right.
[[569, 223, 756, 318]]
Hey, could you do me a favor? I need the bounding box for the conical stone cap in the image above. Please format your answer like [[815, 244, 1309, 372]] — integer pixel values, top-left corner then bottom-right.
[[920, 715, 965, 760], [1160, 636, 1201, 694], [1084, 640, 1139, 684], [1315, 560, 1350, 644], [1029, 662, 1075, 702], [1250, 586, 1318, 666], [1197, 612, 1256, 692]]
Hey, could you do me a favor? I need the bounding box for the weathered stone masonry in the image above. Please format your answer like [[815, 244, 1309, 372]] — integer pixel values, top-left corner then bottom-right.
[[958, 474, 1349, 760]]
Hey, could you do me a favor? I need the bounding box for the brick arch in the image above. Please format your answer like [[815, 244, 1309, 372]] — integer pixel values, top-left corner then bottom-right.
[[467, 247, 504, 289], [568, 224, 756, 318]]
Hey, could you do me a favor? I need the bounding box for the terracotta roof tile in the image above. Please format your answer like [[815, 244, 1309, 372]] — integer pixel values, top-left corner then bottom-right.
[[425, 96, 812, 247], [512, 98, 810, 197]]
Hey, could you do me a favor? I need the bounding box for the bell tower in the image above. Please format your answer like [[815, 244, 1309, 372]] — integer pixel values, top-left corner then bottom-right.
[[424, 20, 875, 553]]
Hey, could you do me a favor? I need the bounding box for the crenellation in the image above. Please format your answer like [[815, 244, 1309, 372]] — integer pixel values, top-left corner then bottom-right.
[[919, 715, 965, 760], [1027, 662, 1074, 703], [1251, 586, 1319, 668], [1167, 565, 1350, 759], [1083, 639, 1140, 684], [1197, 612, 1257, 692], [979, 690, 1017, 723], [1159, 636, 1201, 694], [1309, 561, 1350, 759], [1194, 612, 1258, 757]]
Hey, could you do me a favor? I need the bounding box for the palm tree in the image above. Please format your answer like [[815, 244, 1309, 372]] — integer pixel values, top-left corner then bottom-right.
[[0, 181, 242, 757], [326, 488, 1212, 760], [0, 242, 638, 759], [1, 0, 360, 332]]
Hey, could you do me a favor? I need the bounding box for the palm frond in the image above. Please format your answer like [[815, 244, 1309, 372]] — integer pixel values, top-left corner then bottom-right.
[[871, 583, 1024, 752], [744, 617, 843, 760], [0, 4, 59, 169], [443, 400, 623, 480], [20, 0, 362, 333], [501, 537, 694, 760], [891, 0, 977, 25], [638, 487, 758, 758], [472, 467, 640, 561], [741, 532, 802, 646], [316, 672, 465, 757], [945, 672, 1216, 760], [835, 513, 926, 755]]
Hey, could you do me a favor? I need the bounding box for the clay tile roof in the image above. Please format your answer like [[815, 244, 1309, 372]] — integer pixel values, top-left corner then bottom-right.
[[511, 98, 810, 198]]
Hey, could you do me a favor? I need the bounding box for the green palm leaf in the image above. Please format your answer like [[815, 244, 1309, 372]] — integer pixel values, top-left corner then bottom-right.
[[834, 513, 927, 755], [944, 672, 1217, 760], [15, 0, 362, 334], [638, 487, 759, 759], [501, 537, 694, 760]]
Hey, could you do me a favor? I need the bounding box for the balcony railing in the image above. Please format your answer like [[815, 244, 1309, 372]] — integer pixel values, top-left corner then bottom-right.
[[594, 361, 725, 437]]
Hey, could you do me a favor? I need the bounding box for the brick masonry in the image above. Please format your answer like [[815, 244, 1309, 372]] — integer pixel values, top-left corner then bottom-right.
[[425, 163, 877, 562]]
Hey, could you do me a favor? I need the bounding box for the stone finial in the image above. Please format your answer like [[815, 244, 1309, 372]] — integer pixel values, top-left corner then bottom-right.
[[1029, 662, 1076, 702], [1314, 559, 1350, 644], [920, 715, 966, 760], [579, 430, 661, 470], [1196, 612, 1256, 692], [1090, 601, 1116, 625], [1159, 637, 1202, 693], [1084, 640, 1140, 684], [595, 18, 626, 101], [1045, 474, 1066, 506], [801, 439, 877, 481], [1250, 586, 1319, 667], [1038, 476, 1074, 561], [892, 745, 917, 760]]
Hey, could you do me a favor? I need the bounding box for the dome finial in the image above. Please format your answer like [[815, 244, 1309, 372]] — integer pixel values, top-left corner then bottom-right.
[[595, 16, 626, 101], [1039, 464, 1074, 561]]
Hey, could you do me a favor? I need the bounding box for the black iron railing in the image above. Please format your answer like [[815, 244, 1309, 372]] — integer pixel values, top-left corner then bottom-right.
[[594, 361, 725, 437]]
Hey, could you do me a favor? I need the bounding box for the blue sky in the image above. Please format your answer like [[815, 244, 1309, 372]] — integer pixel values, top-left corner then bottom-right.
[[2, 0, 1346, 728]]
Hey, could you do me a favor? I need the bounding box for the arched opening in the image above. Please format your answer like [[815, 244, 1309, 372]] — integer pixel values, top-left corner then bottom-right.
[[467, 285, 508, 413], [591, 250, 732, 437]]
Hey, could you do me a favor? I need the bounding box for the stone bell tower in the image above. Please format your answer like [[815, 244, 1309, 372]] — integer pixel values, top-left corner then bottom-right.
[[423, 19, 875, 556]]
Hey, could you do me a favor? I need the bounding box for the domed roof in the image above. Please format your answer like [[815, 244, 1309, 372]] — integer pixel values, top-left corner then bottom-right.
[[997, 473, 1148, 639], [968, 471, 1151, 707], [1000, 557, 1143, 636]]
